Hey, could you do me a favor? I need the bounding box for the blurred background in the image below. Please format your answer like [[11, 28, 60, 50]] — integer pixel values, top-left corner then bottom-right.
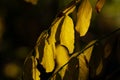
[[0, 0, 120, 80]]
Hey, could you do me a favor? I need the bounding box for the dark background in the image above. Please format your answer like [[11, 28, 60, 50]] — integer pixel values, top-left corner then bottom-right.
[[0, 0, 120, 80]]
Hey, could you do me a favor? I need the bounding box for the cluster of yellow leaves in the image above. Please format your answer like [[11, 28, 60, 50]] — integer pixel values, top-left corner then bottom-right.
[[23, 0, 106, 80]]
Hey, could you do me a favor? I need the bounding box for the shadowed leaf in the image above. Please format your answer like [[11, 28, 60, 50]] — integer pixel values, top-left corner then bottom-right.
[[77, 40, 96, 80], [104, 43, 112, 59], [96, 59, 103, 76], [23, 56, 40, 80]]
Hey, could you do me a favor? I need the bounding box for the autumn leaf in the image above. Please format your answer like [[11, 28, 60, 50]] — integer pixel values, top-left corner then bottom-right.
[[48, 17, 64, 44], [35, 30, 48, 61], [84, 40, 96, 62], [54, 45, 69, 79], [77, 40, 96, 80], [96, 0, 106, 13], [41, 40, 55, 73], [75, 0, 92, 36], [60, 15, 75, 54]]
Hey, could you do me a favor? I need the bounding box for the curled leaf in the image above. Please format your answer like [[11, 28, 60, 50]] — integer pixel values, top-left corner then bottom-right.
[[54, 45, 69, 79], [96, 0, 106, 13], [41, 40, 55, 72], [60, 15, 75, 54], [75, 0, 92, 36]]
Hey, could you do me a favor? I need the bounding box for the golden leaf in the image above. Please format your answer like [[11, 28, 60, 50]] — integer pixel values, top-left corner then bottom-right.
[[77, 40, 95, 80], [78, 54, 89, 80], [96, 0, 106, 13], [96, 59, 103, 75], [54, 45, 69, 79], [75, 0, 92, 36], [32, 56, 40, 80], [84, 40, 96, 62], [41, 40, 55, 72], [60, 15, 75, 54], [35, 30, 48, 60], [48, 17, 64, 44], [24, 0, 38, 5]]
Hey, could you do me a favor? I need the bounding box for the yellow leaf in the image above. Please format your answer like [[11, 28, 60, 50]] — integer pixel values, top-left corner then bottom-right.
[[96, 59, 103, 75], [24, 0, 38, 5], [75, 0, 92, 36], [48, 17, 64, 44], [41, 40, 55, 72], [54, 45, 69, 79], [78, 54, 89, 80], [96, 0, 106, 13], [84, 40, 96, 62], [60, 15, 75, 54], [35, 30, 48, 59], [32, 56, 41, 80], [77, 40, 95, 80]]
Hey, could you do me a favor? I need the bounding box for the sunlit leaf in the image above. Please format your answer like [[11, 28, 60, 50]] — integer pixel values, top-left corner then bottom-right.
[[77, 40, 95, 80], [96, 0, 106, 13], [35, 30, 48, 62], [96, 59, 103, 75], [24, 0, 38, 5], [75, 0, 92, 36], [60, 15, 75, 54], [104, 43, 112, 59], [54, 45, 69, 79], [48, 17, 64, 44], [32, 57, 40, 80], [41, 40, 55, 72]]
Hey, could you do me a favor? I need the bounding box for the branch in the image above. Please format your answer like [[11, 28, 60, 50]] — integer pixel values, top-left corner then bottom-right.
[[48, 28, 120, 79]]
